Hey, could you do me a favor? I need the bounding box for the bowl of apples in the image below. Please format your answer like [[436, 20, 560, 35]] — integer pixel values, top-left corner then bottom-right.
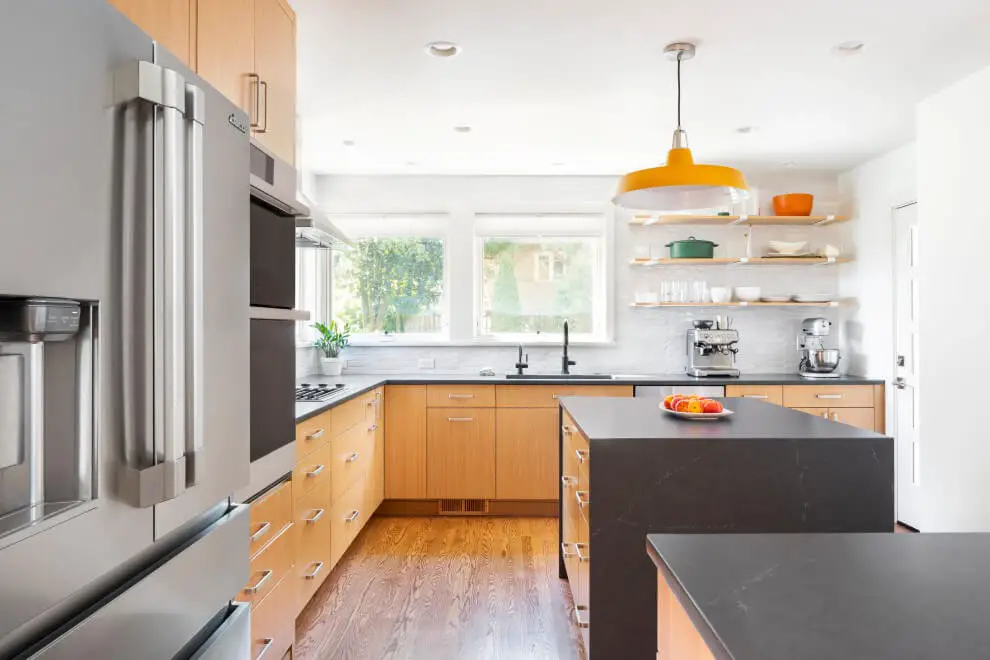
[[662, 394, 734, 420]]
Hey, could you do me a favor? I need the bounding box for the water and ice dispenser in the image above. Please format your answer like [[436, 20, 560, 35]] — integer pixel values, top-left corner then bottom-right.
[[0, 297, 95, 541]]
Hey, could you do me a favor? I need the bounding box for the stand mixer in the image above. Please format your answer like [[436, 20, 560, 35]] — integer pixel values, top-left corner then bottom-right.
[[797, 318, 841, 379]]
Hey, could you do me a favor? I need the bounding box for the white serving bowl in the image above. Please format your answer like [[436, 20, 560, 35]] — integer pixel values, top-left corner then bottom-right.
[[710, 287, 732, 303], [734, 286, 762, 302], [768, 240, 808, 255]]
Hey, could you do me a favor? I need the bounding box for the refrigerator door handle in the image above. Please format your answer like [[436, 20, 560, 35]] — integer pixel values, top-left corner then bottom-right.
[[185, 81, 206, 486]]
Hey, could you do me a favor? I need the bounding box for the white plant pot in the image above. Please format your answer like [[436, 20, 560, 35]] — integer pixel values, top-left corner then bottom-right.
[[320, 357, 344, 377]]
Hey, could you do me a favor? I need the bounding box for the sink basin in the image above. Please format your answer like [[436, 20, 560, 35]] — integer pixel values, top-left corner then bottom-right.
[[505, 373, 613, 380]]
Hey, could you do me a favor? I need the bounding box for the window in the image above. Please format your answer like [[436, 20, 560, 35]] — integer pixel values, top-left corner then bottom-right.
[[295, 247, 331, 345]]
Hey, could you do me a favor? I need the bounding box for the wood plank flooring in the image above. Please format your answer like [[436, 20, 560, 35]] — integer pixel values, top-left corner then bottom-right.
[[295, 516, 584, 660]]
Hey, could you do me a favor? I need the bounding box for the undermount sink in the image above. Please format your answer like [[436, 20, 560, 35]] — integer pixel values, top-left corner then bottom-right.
[[505, 373, 613, 380]]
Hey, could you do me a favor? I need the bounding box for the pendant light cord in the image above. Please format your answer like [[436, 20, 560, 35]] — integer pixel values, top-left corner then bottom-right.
[[676, 55, 682, 130]]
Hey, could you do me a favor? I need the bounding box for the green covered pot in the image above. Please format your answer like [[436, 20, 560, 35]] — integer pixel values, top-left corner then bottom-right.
[[665, 236, 718, 259]]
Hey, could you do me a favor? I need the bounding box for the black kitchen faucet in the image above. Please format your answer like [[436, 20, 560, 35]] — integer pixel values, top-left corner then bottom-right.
[[561, 320, 576, 374]]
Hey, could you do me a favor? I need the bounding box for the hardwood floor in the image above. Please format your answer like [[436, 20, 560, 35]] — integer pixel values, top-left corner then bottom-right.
[[295, 516, 584, 660]]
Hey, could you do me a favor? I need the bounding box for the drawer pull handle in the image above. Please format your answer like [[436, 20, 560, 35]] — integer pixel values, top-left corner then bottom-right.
[[249, 521, 271, 543], [575, 542, 590, 563], [575, 490, 590, 509], [561, 475, 578, 488], [562, 425, 575, 434], [831, 412, 840, 422], [304, 508, 325, 524], [256, 637, 275, 660], [345, 452, 360, 463], [822, 411, 830, 419], [306, 428, 325, 441], [448, 417, 474, 423], [305, 464, 325, 478], [575, 449, 589, 464], [303, 561, 325, 580], [743, 395, 768, 399], [368, 424, 378, 431], [345, 510, 360, 523], [574, 607, 590, 629], [448, 393, 475, 399], [816, 394, 843, 400], [243, 569, 273, 594], [561, 542, 577, 558], [552, 394, 559, 399]]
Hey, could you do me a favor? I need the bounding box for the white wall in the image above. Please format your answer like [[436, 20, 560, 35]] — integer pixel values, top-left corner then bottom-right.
[[837, 142, 917, 433], [917, 64, 990, 531], [304, 172, 845, 376]]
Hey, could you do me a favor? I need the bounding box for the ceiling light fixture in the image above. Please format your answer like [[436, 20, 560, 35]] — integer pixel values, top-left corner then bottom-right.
[[735, 125, 758, 135], [425, 41, 461, 58], [342, 139, 356, 147], [613, 42, 749, 211], [834, 40, 865, 54], [453, 125, 472, 133]]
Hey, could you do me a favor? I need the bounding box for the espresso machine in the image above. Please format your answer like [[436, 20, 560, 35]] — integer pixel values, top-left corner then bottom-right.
[[686, 321, 740, 377], [798, 317, 842, 379]]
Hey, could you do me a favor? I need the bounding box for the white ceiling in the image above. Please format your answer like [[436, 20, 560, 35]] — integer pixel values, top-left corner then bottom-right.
[[294, 0, 990, 176]]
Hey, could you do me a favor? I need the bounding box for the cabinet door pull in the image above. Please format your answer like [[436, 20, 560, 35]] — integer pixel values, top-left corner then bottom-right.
[[303, 561, 325, 580], [575, 542, 590, 563], [367, 424, 378, 431], [575, 490, 590, 509], [305, 464, 325, 477], [448, 393, 475, 399], [743, 394, 768, 399], [306, 428, 325, 441], [575, 449, 589, 464], [816, 394, 843, 400], [256, 637, 275, 660], [250, 521, 271, 543], [345, 510, 360, 523], [247, 73, 261, 129], [345, 452, 360, 463], [259, 79, 269, 133], [448, 417, 474, 423], [304, 508, 325, 524], [573, 607, 590, 629], [243, 569, 273, 594]]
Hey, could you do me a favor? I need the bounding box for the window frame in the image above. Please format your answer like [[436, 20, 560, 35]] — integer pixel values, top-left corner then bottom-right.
[[295, 246, 333, 348]]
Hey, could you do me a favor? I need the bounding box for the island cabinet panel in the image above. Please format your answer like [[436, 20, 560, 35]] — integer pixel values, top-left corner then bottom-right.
[[783, 384, 874, 409], [496, 384, 633, 408], [657, 573, 715, 660], [195, 0, 254, 113], [427, 384, 496, 408], [724, 384, 783, 406], [426, 408, 496, 499], [384, 385, 428, 499], [495, 408, 559, 499]]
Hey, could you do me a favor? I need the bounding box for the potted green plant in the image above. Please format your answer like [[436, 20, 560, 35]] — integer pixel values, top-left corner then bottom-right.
[[312, 320, 351, 376]]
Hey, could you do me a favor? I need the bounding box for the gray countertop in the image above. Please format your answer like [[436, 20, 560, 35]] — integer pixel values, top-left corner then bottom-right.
[[294, 372, 884, 423], [646, 533, 990, 660], [558, 396, 886, 441]]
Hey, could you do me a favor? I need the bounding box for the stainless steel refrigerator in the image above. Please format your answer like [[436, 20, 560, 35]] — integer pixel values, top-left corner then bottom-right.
[[0, 1, 251, 657]]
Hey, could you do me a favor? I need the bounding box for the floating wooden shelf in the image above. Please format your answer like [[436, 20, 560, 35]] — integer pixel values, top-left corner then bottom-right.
[[630, 301, 840, 309], [628, 215, 848, 227], [630, 257, 850, 267]]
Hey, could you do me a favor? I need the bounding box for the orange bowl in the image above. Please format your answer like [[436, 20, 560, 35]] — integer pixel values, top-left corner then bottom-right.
[[772, 193, 814, 216]]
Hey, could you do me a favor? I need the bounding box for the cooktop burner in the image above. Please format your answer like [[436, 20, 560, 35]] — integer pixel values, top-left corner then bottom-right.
[[295, 383, 348, 402]]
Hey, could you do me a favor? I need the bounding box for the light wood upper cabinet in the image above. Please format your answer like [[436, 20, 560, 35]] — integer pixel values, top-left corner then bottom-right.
[[109, 0, 196, 67], [426, 408, 496, 499], [495, 408, 559, 500], [384, 386, 428, 499], [196, 0, 255, 113], [253, 0, 297, 165]]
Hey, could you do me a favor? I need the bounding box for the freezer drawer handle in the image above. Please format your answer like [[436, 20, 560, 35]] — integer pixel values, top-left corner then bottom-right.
[[255, 638, 275, 660], [303, 561, 325, 580], [250, 521, 272, 543], [305, 464, 325, 478], [304, 508, 325, 524], [243, 569, 273, 594], [345, 510, 360, 523], [345, 452, 360, 463]]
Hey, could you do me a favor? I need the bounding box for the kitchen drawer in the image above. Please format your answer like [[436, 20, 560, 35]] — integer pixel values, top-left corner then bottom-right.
[[292, 441, 331, 502], [250, 572, 296, 660], [496, 384, 633, 408], [295, 410, 331, 458], [333, 392, 374, 437], [426, 384, 496, 408], [783, 385, 874, 409], [725, 385, 783, 406], [330, 476, 368, 569], [239, 519, 294, 606], [249, 480, 293, 557], [826, 407, 876, 431], [330, 422, 375, 505], [294, 479, 332, 607]]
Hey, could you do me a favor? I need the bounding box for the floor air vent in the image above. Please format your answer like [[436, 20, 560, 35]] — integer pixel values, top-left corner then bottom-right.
[[438, 499, 490, 514]]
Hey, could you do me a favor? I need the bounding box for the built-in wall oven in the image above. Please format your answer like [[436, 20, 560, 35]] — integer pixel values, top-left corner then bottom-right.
[[244, 139, 309, 498]]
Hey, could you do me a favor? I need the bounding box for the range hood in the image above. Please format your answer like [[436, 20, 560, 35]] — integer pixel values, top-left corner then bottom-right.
[[294, 192, 351, 250]]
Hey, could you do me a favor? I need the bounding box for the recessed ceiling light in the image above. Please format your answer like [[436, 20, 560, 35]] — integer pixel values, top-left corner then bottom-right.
[[425, 41, 461, 58], [342, 139, 355, 147], [405, 161, 418, 167], [783, 161, 797, 168], [453, 125, 472, 133], [834, 40, 865, 54], [551, 161, 565, 167], [735, 126, 758, 135]]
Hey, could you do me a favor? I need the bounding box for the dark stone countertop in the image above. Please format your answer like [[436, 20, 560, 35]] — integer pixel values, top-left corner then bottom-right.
[[646, 533, 990, 660], [558, 396, 887, 440], [294, 373, 884, 423]]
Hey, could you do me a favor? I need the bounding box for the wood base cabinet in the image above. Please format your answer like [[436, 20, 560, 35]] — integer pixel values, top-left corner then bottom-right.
[[657, 572, 714, 660], [385, 385, 427, 499], [496, 408, 559, 499], [426, 408, 496, 499]]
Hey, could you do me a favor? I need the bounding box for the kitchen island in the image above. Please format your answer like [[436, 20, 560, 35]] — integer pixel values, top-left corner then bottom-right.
[[558, 396, 893, 659], [647, 533, 990, 660]]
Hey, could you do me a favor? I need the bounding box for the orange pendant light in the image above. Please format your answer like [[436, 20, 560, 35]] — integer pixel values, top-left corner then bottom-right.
[[613, 43, 749, 212]]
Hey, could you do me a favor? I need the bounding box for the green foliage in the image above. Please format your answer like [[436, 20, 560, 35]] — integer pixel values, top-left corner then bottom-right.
[[333, 238, 444, 333], [491, 253, 521, 332], [312, 320, 351, 358]]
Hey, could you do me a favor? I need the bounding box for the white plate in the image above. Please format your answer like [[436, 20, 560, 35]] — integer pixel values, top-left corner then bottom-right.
[[661, 406, 734, 420], [792, 294, 834, 303], [760, 295, 791, 302]]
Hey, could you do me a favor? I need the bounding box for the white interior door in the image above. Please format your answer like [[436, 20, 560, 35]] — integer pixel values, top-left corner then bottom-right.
[[893, 203, 921, 528]]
